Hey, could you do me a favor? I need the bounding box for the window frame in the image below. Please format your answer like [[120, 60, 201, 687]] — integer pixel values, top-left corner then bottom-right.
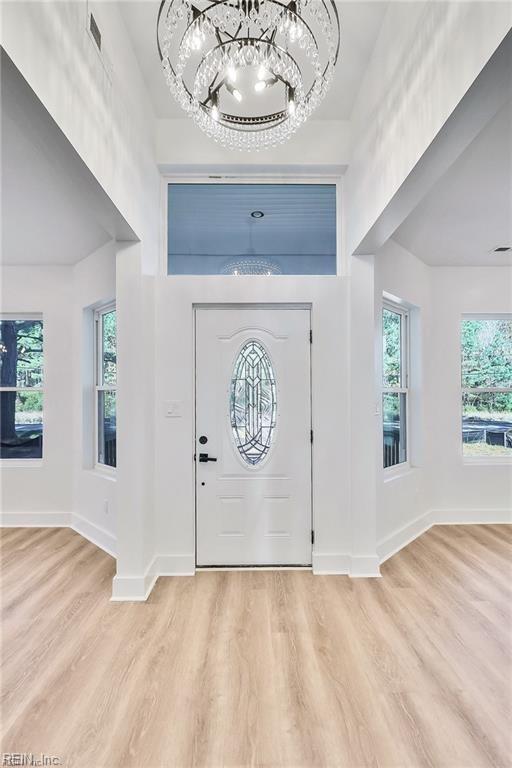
[[461, 313, 512, 464], [162, 175, 344, 277], [382, 300, 410, 473], [0, 313, 44, 465], [94, 303, 117, 472]]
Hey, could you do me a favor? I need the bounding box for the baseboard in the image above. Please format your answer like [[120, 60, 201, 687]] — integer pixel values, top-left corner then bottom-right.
[[154, 554, 196, 576], [71, 512, 117, 558], [378, 510, 433, 565], [433, 509, 512, 525], [312, 552, 350, 574], [0, 511, 71, 527], [350, 555, 381, 577], [111, 555, 158, 601]]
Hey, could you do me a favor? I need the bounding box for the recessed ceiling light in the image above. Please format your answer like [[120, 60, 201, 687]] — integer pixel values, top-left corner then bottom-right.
[[251, 211, 264, 219], [493, 246, 511, 253]]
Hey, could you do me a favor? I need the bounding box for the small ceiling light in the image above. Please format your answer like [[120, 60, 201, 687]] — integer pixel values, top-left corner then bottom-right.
[[251, 210, 264, 218], [493, 246, 512, 252]]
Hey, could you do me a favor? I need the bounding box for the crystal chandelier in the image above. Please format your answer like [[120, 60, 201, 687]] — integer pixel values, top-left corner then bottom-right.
[[157, 0, 340, 151]]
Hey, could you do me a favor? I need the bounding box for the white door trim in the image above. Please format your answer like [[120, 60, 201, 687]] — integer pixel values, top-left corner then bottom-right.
[[193, 303, 313, 568]]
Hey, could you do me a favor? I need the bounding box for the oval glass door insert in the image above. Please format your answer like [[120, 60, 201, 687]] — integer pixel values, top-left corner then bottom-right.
[[230, 340, 277, 466]]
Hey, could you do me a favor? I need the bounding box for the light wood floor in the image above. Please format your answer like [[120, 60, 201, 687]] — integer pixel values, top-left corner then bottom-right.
[[1, 525, 511, 768]]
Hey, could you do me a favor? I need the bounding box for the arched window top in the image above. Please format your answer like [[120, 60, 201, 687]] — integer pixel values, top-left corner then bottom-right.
[[230, 340, 277, 466]]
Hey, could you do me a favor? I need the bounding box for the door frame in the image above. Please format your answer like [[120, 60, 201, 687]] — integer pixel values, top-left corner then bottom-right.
[[193, 303, 314, 569]]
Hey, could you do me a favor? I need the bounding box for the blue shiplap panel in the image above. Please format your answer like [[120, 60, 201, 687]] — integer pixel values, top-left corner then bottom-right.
[[168, 183, 337, 275]]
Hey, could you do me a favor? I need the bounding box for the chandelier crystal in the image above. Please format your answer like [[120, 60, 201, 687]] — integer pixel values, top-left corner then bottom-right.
[[157, 0, 340, 151]]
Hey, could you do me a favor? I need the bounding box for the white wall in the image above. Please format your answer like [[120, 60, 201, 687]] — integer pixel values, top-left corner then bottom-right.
[[373, 240, 434, 560], [156, 118, 350, 169], [345, 2, 512, 255], [72, 242, 117, 555], [153, 275, 352, 575], [374, 243, 512, 563], [430, 266, 512, 521], [0, 0, 160, 267], [0, 266, 73, 524], [1, 1, 162, 591]]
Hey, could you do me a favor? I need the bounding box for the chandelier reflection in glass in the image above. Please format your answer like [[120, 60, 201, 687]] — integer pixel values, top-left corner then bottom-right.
[[221, 257, 282, 274], [157, 0, 341, 151]]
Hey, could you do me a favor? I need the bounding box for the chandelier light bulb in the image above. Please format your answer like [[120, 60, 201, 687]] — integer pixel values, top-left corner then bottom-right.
[[227, 64, 238, 83], [257, 64, 268, 81], [212, 104, 219, 121], [232, 88, 243, 103], [254, 80, 267, 93]]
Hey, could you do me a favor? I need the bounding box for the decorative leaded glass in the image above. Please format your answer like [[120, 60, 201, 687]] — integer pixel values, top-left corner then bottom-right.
[[230, 340, 277, 466]]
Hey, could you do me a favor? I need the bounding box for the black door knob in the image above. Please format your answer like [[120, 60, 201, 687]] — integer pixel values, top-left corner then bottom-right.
[[199, 453, 217, 463]]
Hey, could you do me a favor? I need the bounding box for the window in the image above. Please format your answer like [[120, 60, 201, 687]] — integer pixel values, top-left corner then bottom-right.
[[0, 317, 43, 460], [95, 306, 117, 468], [167, 183, 337, 275], [230, 340, 277, 466], [461, 317, 512, 458], [382, 303, 408, 469]]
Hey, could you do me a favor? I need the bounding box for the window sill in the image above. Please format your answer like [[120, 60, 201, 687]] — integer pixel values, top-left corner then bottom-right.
[[383, 463, 415, 483], [91, 464, 117, 481], [0, 459, 44, 469], [463, 457, 512, 467]]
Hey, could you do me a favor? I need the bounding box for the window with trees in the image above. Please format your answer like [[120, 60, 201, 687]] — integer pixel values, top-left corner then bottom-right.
[[0, 318, 43, 460], [382, 303, 408, 469], [461, 317, 512, 458], [95, 306, 116, 468]]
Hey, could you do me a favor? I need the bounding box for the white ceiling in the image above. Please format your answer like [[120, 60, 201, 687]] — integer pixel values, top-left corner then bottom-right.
[[120, 0, 389, 120], [1, 50, 135, 267], [393, 99, 512, 267]]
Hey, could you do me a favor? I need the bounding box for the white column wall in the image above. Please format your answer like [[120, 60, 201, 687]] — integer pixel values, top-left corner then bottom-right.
[[349, 255, 380, 575], [112, 245, 156, 599]]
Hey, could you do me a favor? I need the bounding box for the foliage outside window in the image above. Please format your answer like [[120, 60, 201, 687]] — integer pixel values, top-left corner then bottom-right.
[[382, 303, 408, 469], [461, 318, 512, 458], [0, 318, 43, 460], [96, 306, 117, 468]]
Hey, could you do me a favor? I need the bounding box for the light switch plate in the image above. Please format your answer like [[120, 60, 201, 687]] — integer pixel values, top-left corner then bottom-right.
[[164, 400, 182, 418]]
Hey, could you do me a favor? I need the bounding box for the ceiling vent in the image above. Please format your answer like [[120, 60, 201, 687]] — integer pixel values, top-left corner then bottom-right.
[[89, 12, 101, 52], [85, 3, 112, 83], [493, 246, 512, 253]]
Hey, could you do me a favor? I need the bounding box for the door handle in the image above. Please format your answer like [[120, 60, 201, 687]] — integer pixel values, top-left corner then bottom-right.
[[199, 453, 217, 463]]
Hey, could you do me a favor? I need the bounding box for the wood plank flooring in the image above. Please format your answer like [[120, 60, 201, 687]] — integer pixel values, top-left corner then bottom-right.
[[1, 525, 511, 768]]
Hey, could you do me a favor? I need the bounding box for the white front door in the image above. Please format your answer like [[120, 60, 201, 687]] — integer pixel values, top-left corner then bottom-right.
[[195, 307, 312, 566]]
